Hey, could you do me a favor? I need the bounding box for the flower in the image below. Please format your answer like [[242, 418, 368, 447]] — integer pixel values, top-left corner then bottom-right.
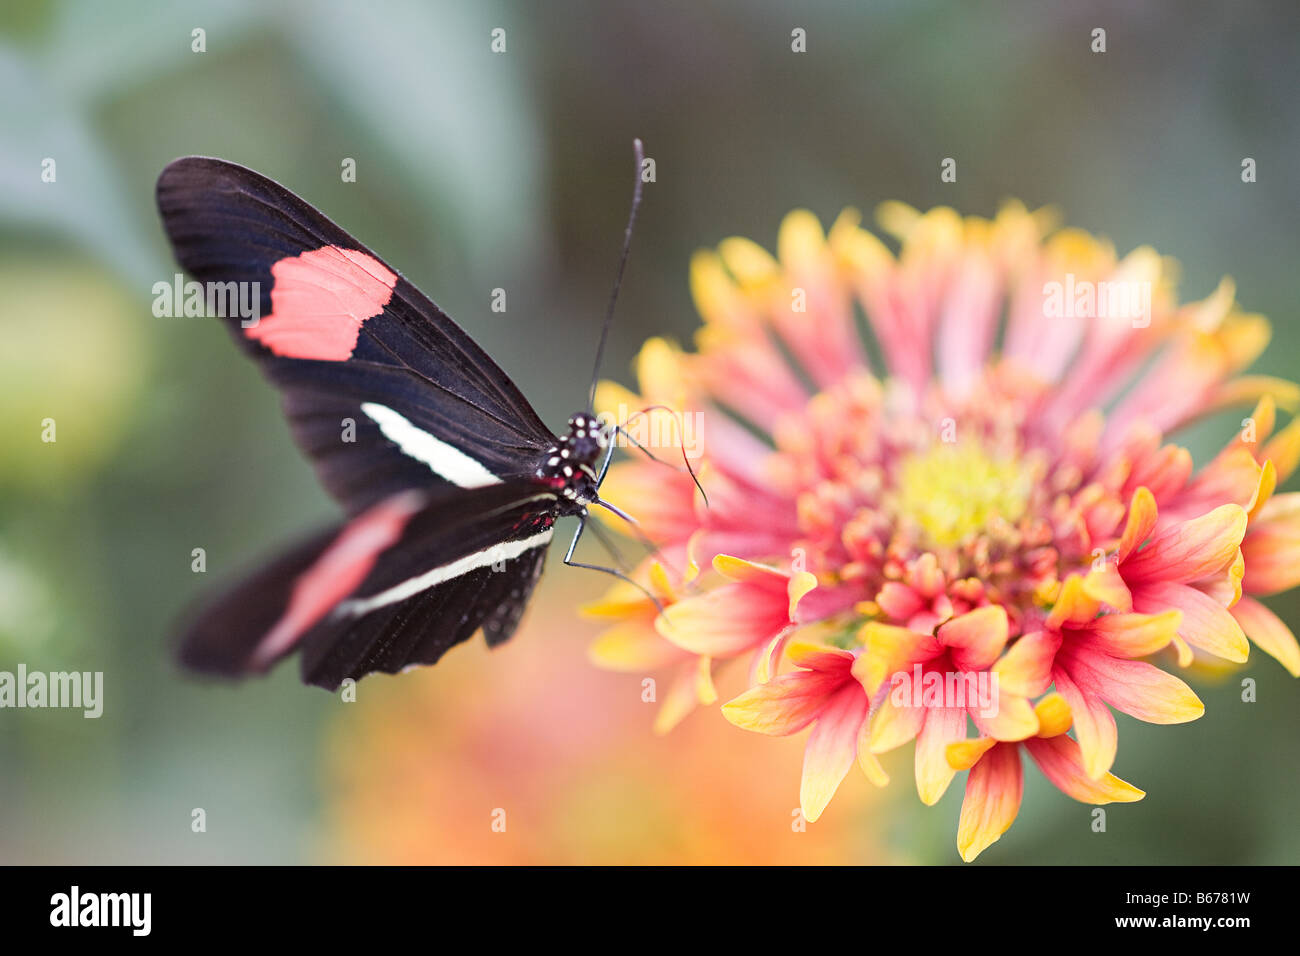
[[585, 202, 1300, 861]]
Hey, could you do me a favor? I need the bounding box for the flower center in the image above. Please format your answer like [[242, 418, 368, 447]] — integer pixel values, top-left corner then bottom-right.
[[892, 441, 1034, 548]]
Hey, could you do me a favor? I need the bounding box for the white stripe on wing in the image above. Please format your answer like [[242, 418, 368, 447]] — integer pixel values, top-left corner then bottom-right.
[[332, 528, 554, 618], [361, 401, 503, 488]]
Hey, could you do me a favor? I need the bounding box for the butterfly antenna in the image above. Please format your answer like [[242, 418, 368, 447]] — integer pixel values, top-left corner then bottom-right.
[[587, 138, 645, 411], [618, 407, 709, 508]]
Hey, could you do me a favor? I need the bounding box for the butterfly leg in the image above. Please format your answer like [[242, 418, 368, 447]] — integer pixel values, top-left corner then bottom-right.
[[595, 426, 618, 484], [562, 515, 665, 614], [583, 515, 631, 572]]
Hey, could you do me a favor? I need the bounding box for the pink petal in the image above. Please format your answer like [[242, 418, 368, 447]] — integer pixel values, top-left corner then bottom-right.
[[1131, 580, 1249, 664], [956, 741, 1024, 862], [939, 605, 1010, 672], [800, 682, 869, 822], [914, 706, 969, 805], [1051, 665, 1118, 780]]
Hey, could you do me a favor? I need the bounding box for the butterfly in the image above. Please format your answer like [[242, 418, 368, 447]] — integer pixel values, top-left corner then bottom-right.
[[157, 142, 661, 690]]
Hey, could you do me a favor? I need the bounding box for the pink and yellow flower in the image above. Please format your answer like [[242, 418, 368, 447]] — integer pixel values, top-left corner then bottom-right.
[[585, 202, 1300, 860]]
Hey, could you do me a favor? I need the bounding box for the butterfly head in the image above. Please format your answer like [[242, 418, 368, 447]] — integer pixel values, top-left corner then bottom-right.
[[537, 413, 610, 508]]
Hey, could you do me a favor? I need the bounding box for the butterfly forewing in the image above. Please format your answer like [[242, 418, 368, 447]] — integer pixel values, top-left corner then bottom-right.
[[156, 157, 555, 514]]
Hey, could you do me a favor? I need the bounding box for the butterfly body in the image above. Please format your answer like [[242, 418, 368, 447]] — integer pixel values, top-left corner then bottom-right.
[[157, 155, 634, 690], [536, 413, 608, 509]]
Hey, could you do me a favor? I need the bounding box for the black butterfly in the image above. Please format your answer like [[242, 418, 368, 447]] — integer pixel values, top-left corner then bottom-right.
[[157, 143, 654, 690]]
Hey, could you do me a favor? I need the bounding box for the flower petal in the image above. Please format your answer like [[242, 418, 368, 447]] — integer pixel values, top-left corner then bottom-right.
[[1046, 575, 1101, 630], [694, 654, 718, 706], [721, 668, 842, 736], [788, 571, 820, 620], [947, 736, 998, 771], [1061, 644, 1205, 725], [786, 640, 855, 673], [957, 742, 1024, 862], [1123, 504, 1248, 584], [1051, 666, 1118, 779], [1082, 562, 1133, 611], [1246, 459, 1277, 523], [800, 682, 869, 822], [1024, 734, 1145, 803], [653, 659, 708, 735], [1082, 610, 1182, 659], [1261, 416, 1300, 483], [994, 630, 1061, 698], [712, 554, 787, 586], [657, 581, 787, 657], [915, 706, 968, 805], [753, 630, 790, 685], [596, 461, 699, 542], [867, 685, 927, 753], [1132, 581, 1249, 663], [1117, 486, 1158, 563], [938, 605, 1010, 672], [1241, 493, 1300, 595], [854, 694, 890, 788], [858, 622, 942, 694], [1231, 596, 1300, 677], [970, 686, 1039, 743], [1034, 692, 1073, 738], [588, 621, 684, 671], [875, 581, 926, 622]]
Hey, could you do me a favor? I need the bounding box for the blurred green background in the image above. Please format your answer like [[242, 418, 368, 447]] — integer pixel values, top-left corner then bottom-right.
[[1, 0, 1297, 864]]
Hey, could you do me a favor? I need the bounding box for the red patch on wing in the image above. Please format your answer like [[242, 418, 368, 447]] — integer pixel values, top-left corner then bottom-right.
[[249, 491, 425, 670], [245, 246, 398, 360]]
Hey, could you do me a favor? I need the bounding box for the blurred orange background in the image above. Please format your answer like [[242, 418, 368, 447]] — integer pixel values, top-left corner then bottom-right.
[[322, 577, 890, 865]]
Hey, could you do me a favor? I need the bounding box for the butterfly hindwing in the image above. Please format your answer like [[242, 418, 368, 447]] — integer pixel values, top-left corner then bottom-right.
[[297, 483, 558, 689], [299, 536, 550, 690], [481, 544, 548, 648], [177, 481, 558, 689], [156, 156, 555, 514], [176, 523, 342, 679]]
